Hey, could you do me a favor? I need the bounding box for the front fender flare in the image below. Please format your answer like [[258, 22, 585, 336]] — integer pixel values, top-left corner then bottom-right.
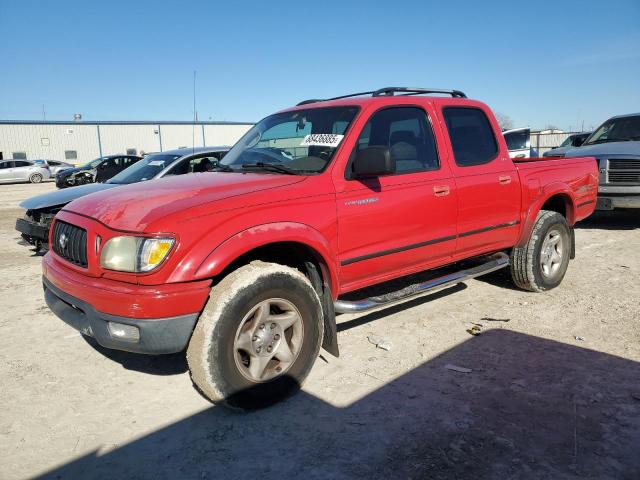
[[190, 222, 339, 295]]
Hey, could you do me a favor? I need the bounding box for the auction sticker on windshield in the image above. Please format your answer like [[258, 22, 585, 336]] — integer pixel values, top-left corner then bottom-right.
[[300, 134, 344, 148]]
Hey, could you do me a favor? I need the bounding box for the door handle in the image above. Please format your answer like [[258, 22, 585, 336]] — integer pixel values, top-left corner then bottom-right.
[[499, 175, 512, 185], [433, 185, 450, 197]]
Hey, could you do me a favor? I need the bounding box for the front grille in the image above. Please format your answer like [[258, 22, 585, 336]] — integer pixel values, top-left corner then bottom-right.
[[52, 220, 88, 267], [607, 159, 640, 184]]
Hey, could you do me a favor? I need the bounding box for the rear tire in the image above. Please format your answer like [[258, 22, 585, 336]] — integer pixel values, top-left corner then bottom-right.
[[187, 261, 323, 409], [510, 210, 571, 292], [29, 173, 43, 184]]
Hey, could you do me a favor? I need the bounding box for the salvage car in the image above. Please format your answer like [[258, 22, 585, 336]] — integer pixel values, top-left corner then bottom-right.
[[41, 87, 598, 409], [564, 113, 640, 210], [0, 159, 51, 184], [16, 147, 229, 250], [55, 154, 142, 188], [543, 132, 591, 158]]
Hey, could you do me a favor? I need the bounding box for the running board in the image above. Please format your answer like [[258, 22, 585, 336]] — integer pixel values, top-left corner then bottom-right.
[[334, 252, 509, 314]]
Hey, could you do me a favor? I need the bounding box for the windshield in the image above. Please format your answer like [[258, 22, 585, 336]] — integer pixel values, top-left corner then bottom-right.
[[220, 106, 359, 174], [83, 158, 105, 169], [584, 115, 640, 145], [107, 154, 181, 184], [559, 135, 574, 148], [504, 130, 529, 150]]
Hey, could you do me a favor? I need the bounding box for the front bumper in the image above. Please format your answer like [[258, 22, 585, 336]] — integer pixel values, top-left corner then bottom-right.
[[42, 252, 212, 354], [15, 217, 49, 245], [597, 195, 640, 210], [44, 276, 199, 354]]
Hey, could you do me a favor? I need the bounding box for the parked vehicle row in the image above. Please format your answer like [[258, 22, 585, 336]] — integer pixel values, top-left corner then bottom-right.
[[36, 87, 599, 409], [0, 159, 51, 183], [16, 147, 229, 249], [55, 154, 142, 188], [564, 113, 640, 211]]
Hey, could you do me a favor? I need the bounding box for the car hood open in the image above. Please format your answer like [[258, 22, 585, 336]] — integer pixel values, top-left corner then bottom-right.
[[20, 183, 119, 210], [63, 172, 306, 231]]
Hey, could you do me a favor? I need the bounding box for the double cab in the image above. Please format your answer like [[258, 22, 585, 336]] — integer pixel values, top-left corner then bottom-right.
[[42, 87, 598, 408]]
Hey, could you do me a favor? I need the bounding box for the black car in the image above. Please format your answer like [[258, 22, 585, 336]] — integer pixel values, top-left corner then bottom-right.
[[17, 147, 229, 249], [55, 154, 142, 188]]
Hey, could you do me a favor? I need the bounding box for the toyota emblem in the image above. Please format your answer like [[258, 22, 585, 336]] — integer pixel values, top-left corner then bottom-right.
[[59, 233, 68, 249]]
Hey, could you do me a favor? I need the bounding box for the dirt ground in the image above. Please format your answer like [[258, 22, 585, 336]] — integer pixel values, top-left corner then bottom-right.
[[1, 182, 639, 480]]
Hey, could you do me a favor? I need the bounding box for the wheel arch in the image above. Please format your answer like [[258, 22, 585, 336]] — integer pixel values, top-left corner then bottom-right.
[[516, 185, 576, 248], [191, 222, 339, 297], [187, 222, 340, 357]]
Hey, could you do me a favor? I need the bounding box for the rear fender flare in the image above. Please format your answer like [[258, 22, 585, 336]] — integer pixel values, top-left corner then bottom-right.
[[516, 183, 576, 248]]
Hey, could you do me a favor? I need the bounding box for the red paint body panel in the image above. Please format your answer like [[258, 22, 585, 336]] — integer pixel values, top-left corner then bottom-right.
[[43, 252, 211, 319], [43, 95, 598, 321]]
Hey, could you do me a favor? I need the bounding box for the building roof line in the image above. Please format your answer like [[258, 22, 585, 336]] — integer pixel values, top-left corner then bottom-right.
[[0, 120, 255, 126]]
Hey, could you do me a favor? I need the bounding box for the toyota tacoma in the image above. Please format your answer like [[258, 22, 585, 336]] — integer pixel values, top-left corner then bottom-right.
[[42, 87, 598, 408]]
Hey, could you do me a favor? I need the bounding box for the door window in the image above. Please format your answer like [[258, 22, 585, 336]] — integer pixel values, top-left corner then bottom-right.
[[14, 161, 30, 167], [352, 107, 440, 175], [443, 107, 498, 166]]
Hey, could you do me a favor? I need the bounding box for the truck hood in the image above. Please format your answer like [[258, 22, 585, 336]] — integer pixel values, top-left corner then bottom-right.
[[564, 141, 640, 158], [20, 183, 119, 210], [63, 172, 306, 231]]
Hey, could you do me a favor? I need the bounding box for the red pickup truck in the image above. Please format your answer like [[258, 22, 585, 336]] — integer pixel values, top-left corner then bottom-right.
[[42, 87, 598, 408]]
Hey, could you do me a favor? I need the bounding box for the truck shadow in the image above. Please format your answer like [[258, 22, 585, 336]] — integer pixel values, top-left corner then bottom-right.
[[575, 210, 640, 230], [39, 330, 640, 480]]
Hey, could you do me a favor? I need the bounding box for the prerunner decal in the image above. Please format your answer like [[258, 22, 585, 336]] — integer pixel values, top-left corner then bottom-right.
[[300, 134, 344, 148]]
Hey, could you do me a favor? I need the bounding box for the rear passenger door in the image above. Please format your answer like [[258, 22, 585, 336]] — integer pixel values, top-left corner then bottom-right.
[[441, 106, 521, 257], [335, 105, 457, 290]]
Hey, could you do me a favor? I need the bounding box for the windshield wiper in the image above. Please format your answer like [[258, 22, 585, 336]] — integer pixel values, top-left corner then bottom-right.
[[241, 162, 298, 175]]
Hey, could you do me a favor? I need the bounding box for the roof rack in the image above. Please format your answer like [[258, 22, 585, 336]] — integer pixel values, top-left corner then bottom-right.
[[296, 87, 466, 106]]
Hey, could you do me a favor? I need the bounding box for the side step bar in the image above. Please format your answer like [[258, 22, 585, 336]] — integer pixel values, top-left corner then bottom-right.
[[334, 252, 509, 314]]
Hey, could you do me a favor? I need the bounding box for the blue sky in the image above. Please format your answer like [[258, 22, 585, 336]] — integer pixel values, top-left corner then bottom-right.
[[1, 0, 639, 130]]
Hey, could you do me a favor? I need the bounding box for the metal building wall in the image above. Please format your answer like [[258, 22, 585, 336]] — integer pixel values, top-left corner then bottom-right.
[[0, 123, 100, 163], [203, 124, 252, 146], [98, 124, 161, 156], [0, 121, 253, 164]]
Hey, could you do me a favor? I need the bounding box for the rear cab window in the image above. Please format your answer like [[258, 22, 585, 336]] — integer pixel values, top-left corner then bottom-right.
[[443, 107, 498, 167]]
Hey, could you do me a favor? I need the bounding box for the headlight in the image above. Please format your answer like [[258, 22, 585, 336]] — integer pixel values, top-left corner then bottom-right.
[[100, 236, 175, 272]]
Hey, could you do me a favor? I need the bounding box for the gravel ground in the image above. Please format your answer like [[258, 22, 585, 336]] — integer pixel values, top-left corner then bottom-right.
[[0, 182, 639, 480]]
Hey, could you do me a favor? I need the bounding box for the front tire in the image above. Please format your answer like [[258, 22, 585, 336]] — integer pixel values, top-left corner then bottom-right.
[[187, 261, 323, 409], [510, 210, 572, 292], [29, 173, 43, 183]]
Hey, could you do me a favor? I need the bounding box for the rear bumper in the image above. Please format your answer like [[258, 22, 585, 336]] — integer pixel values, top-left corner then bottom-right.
[[15, 217, 49, 244], [44, 277, 198, 354], [597, 195, 640, 210]]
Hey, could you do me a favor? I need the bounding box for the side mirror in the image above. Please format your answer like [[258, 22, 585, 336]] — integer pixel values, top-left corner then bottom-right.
[[351, 146, 395, 178]]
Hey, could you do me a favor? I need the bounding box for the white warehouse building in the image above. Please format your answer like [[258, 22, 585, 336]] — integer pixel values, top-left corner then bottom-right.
[[0, 120, 254, 164]]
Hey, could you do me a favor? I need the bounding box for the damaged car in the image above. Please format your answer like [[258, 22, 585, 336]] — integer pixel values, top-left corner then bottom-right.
[[55, 154, 142, 188], [17, 147, 229, 250]]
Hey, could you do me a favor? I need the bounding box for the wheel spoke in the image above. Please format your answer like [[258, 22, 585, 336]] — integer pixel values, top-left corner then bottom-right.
[[235, 330, 254, 352], [254, 302, 270, 325], [547, 234, 561, 246], [247, 353, 273, 380], [275, 340, 295, 364], [551, 250, 562, 264], [269, 310, 299, 331]]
